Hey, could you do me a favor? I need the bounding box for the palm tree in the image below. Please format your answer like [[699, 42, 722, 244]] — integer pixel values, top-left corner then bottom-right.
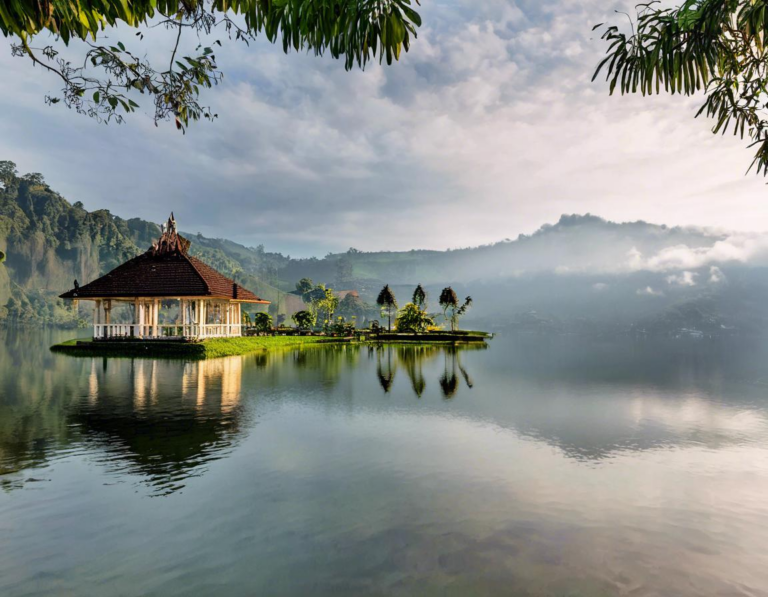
[[412, 284, 427, 309], [439, 287, 473, 331], [376, 285, 398, 331]]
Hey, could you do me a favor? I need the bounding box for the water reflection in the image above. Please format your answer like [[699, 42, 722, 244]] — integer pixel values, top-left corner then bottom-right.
[[0, 340, 250, 495], [4, 330, 768, 597], [372, 344, 484, 398], [71, 358, 248, 495]]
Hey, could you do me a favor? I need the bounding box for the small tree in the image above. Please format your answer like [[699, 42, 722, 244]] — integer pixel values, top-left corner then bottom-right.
[[296, 278, 314, 297], [292, 310, 316, 331], [412, 284, 427, 309], [395, 303, 435, 333], [439, 287, 473, 331], [338, 293, 365, 319], [376, 285, 398, 331], [305, 284, 329, 313], [319, 288, 339, 327], [252, 312, 273, 334]]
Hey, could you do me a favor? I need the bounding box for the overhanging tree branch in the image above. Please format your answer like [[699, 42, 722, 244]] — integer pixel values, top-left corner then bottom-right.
[[594, 0, 768, 175], [1, 1, 422, 131]]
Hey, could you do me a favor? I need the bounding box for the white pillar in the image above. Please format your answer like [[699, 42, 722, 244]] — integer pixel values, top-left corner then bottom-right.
[[94, 300, 101, 338], [134, 298, 139, 337]]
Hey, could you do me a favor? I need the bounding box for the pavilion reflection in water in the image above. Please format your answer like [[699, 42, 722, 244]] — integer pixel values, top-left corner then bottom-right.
[[1, 343, 486, 493], [76, 356, 247, 495]]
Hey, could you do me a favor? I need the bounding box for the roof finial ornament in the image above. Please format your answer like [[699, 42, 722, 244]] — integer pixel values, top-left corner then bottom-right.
[[152, 212, 189, 256]]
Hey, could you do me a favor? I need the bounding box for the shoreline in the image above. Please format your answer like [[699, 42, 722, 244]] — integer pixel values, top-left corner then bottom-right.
[[50, 332, 492, 360]]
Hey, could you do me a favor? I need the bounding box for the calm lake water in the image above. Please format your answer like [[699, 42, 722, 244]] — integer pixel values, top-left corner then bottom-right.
[[2, 328, 768, 596]]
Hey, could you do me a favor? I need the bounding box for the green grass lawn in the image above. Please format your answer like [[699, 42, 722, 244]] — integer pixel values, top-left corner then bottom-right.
[[51, 331, 490, 360], [51, 336, 341, 360]]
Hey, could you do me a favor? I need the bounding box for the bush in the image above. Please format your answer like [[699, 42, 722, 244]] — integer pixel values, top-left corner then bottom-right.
[[329, 316, 356, 337], [252, 312, 273, 334], [395, 303, 435, 333], [292, 310, 316, 330]]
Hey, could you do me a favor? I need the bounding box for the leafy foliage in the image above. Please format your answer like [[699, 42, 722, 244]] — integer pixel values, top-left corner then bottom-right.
[[292, 309, 316, 330], [376, 284, 397, 330], [329, 315, 356, 336], [395, 302, 434, 332], [412, 283, 426, 309], [594, 0, 768, 174], [252, 311, 273, 333], [295, 277, 314, 296], [1, 0, 422, 130], [338, 292, 365, 317], [439, 286, 472, 331]]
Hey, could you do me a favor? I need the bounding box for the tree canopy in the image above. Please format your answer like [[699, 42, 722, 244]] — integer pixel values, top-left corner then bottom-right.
[[412, 283, 426, 309], [292, 309, 316, 330], [376, 284, 397, 330], [439, 286, 471, 331], [1, 0, 422, 130], [395, 302, 433, 333], [594, 0, 768, 175]]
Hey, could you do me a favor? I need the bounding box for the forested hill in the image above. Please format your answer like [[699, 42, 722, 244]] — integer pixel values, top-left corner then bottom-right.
[[4, 159, 768, 335], [0, 161, 287, 324]]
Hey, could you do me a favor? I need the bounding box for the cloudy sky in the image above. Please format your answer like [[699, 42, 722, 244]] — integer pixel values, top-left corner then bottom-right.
[[1, 0, 766, 256]]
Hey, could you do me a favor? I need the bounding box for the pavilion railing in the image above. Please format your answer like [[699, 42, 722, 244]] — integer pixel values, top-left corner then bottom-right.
[[93, 324, 242, 340]]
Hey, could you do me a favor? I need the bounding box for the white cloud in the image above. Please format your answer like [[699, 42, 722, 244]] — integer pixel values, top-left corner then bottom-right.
[[666, 271, 698, 287], [627, 234, 768, 272], [709, 266, 726, 284], [637, 286, 664, 297], [1, 1, 768, 255]]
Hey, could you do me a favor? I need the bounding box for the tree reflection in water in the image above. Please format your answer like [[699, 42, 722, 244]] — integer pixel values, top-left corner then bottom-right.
[[1, 335, 485, 494], [372, 344, 485, 398]]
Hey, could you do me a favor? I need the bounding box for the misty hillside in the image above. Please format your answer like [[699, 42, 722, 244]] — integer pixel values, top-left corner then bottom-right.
[[2, 159, 768, 334]]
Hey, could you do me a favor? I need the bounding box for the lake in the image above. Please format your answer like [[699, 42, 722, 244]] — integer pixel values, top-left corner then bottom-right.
[[2, 327, 768, 596]]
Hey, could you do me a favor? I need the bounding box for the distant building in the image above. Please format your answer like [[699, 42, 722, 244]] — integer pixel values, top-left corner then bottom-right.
[[335, 290, 360, 300]]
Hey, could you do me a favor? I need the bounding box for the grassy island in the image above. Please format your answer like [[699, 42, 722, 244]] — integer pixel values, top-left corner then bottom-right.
[[51, 330, 492, 360], [51, 336, 343, 360]]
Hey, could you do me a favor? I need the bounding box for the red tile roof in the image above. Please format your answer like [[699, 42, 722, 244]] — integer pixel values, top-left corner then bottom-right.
[[60, 225, 268, 304]]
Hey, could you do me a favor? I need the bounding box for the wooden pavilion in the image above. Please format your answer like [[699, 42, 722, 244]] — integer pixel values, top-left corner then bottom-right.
[[60, 214, 269, 340]]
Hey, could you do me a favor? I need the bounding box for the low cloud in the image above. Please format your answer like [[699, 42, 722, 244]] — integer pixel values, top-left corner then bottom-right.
[[666, 271, 697, 287], [709, 266, 726, 284], [626, 234, 768, 273], [637, 286, 664, 297]]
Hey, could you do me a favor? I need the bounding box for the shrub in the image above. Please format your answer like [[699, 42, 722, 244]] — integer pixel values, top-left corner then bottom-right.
[[252, 312, 273, 334], [395, 303, 435, 333], [292, 310, 316, 330]]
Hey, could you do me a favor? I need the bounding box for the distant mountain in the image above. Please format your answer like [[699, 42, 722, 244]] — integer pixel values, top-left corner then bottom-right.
[[2, 159, 768, 335]]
